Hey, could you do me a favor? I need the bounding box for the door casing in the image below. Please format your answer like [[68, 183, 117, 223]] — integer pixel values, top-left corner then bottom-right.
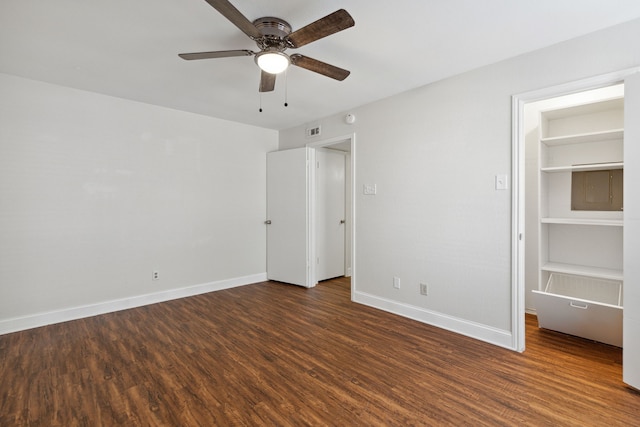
[[511, 68, 640, 354], [307, 134, 356, 295]]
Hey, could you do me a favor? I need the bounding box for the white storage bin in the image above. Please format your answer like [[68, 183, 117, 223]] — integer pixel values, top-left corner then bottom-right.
[[544, 273, 622, 306], [533, 273, 623, 347]]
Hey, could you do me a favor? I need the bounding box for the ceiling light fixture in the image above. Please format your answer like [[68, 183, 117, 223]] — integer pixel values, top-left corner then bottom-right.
[[255, 51, 290, 74]]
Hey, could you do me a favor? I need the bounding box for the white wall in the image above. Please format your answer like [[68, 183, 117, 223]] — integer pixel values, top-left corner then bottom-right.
[[280, 18, 640, 348], [0, 73, 278, 333]]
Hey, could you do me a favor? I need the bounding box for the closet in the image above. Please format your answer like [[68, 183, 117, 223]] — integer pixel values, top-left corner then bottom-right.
[[531, 86, 624, 347]]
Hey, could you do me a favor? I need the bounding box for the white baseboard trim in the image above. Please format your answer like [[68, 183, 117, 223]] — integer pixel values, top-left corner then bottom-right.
[[353, 290, 515, 350], [0, 272, 267, 336]]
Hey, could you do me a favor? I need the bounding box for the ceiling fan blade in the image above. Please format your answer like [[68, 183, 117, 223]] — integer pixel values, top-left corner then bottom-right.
[[204, 0, 261, 39], [290, 54, 350, 81], [178, 50, 254, 60], [259, 71, 276, 92], [286, 9, 354, 48]]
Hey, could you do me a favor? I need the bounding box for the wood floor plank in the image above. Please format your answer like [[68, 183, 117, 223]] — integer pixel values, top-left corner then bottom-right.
[[1, 277, 639, 426]]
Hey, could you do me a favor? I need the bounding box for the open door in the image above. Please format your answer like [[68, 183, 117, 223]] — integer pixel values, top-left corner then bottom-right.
[[266, 148, 311, 287], [623, 71, 640, 390], [316, 148, 346, 281]]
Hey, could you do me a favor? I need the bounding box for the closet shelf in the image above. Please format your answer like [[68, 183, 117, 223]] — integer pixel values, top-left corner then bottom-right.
[[541, 262, 623, 281], [541, 218, 623, 226], [541, 162, 623, 173], [540, 128, 623, 146]]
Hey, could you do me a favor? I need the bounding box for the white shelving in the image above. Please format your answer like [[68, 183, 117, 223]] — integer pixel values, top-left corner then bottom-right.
[[540, 128, 623, 146], [541, 262, 623, 281], [540, 161, 623, 173], [540, 218, 623, 226], [534, 94, 624, 346]]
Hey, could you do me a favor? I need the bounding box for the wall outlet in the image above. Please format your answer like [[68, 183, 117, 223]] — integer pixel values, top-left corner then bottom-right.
[[420, 283, 429, 296], [393, 277, 401, 289], [152, 271, 160, 281]]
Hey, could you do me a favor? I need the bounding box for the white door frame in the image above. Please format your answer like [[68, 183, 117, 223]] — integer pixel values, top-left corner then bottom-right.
[[511, 68, 639, 352], [307, 133, 356, 296]]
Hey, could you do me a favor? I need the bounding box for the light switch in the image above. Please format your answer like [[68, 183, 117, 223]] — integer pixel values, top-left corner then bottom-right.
[[495, 175, 508, 190], [363, 184, 377, 195]]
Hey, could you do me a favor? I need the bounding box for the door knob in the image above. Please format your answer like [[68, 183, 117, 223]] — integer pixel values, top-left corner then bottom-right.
[[340, 219, 346, 224], [264, 220, 272, 225]]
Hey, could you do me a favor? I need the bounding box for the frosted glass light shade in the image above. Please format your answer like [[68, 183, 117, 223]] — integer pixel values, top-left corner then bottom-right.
[[255, 51, 290, 74]]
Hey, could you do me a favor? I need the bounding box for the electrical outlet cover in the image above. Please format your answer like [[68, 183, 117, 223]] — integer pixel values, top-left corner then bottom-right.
[[393, 277, 400, 289], [420, 283, 428, 295]]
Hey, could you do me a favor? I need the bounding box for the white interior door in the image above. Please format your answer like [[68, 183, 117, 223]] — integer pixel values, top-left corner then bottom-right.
[[623, 71, 640, 390], [266, 148, 310, 287], [316, 149, 346, 281]]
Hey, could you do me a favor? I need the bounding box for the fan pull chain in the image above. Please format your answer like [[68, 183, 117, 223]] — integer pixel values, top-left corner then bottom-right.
[[284, 70, 288, 107], [259, 92, 263, 113]]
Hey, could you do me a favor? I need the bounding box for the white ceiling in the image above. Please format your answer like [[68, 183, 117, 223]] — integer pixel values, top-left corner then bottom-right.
[[2, 0, 640, 130]]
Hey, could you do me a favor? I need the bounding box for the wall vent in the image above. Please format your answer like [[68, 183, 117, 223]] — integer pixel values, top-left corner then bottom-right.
[[306, 126, 321, 137]]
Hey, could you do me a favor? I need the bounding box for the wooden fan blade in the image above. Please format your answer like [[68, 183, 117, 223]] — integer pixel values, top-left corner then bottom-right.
[[290, 54, 350, 81], [286, 9, 354, 48], [259, 71, 276, 92], [178, 50, 254, 60], [204, 0, 261, 39]]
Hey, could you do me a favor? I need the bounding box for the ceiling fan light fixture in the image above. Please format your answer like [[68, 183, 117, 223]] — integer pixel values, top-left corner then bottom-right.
[[255, 51, 290, 74]]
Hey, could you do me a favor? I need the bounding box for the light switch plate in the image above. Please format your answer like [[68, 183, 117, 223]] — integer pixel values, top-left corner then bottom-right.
[[363, 184, 377, 195], [495, 175, 508, 190]]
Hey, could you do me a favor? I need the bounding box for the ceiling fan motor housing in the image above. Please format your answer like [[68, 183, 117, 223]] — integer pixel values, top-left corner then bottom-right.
[[253, 17, 292, 51]]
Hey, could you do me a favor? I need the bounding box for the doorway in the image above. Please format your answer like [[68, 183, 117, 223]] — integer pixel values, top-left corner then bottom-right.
[[524, 84, 625, 345], [265, 134, 355, 291], [512, 68, 638, 356], [307, 134, 355, 289]]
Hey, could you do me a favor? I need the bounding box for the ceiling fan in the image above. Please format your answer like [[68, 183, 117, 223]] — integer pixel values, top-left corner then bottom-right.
[[178, 0, 355, 93]]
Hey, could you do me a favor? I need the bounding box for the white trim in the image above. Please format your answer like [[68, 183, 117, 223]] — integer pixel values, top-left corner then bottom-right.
[[306, 147, 316, 288], [511, 94, 526, 352], [350, 135, 356, 299], [0, 273, 267, 335], [511, 67, 640, 352], [514, 67, 640, 103], [306, 133, 356, 150], [353, 291, 514, 349]]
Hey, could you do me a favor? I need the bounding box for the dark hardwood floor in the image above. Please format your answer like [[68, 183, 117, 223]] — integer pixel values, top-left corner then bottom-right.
[[1, 277, 638, 426]]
